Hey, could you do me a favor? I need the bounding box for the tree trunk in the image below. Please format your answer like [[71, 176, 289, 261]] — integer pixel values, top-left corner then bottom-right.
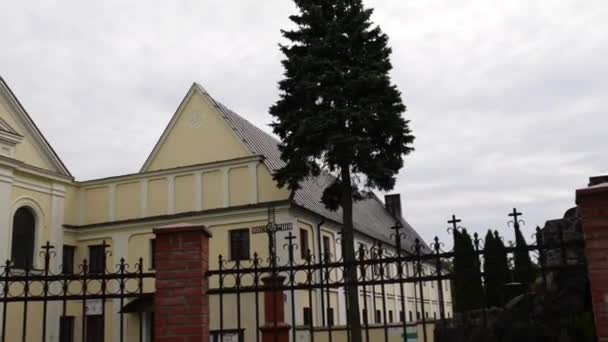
[[341, 166, 362, 342]]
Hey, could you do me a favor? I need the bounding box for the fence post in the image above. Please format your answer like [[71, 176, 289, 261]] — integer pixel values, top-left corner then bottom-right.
[[260, 274, 291, 342], [576, 180, 608, 341], [153, 223, 212, 342]]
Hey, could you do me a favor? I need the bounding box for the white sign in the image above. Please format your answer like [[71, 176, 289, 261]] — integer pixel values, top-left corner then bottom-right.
[[210, 332, 239, 342], [85, 299, 102, 316]]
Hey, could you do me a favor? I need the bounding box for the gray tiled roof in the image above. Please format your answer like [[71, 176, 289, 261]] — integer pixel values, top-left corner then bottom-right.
[[203, 84, 429, 252]]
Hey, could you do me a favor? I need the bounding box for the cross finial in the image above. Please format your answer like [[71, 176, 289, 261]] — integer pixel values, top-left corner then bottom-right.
[[508, 208, 523, 229], [285, 231, 296, 243], [391, 221, 403, 232], [448, 214, 461, 231], [41, 241, 55, 251], [508, 208, 522, 220]]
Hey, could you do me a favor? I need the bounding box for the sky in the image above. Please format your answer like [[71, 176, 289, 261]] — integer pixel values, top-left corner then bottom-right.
[[1, 0, 606, 247]]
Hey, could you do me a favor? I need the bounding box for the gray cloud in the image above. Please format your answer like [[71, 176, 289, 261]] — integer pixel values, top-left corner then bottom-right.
[[1, 0, 606, 247]]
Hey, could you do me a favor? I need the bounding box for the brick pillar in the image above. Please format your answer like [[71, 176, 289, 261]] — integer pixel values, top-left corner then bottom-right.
[[576, 182, 608, 341], [260, 275, 291, 342], [153, 223, 212, 342]]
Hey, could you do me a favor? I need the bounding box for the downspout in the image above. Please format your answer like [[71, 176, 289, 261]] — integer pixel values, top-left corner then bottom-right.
[[316, 218, 326, 326]]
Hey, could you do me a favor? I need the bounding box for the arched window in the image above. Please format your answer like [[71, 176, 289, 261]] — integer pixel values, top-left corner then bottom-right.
[[11, 207, 36, 269]]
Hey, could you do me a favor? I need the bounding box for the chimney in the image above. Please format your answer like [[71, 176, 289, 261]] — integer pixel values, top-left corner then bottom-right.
[[384, 194, 402, 218], [589, 175, 608, 186]]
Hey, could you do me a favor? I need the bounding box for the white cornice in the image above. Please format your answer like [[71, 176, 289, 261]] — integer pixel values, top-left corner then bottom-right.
[[0, 130, 23, 145], [0, 155, 74, 184], [66, 203, 291, 236], [79, 155, 263, 187]]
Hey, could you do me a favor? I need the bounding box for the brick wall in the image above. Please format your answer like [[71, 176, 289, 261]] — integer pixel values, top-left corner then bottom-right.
[[153, 223, 212, 342], [576, 182, 608, 341]]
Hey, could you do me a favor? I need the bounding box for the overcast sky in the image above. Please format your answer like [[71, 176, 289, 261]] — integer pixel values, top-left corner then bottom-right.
[[1, 0, 606, 247]]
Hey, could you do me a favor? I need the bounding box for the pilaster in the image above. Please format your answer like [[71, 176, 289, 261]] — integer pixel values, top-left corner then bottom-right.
[[195, 171, 203, 211], [111, 231, 130, 342], [140, 179, 148, 218], [221, 167, 229, 208], [167, 175, 175, 215]]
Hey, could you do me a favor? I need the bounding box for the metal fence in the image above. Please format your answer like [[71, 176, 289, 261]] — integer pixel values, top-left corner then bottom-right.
[[0, 240, 155, 342], [207, 209, 592, 342]]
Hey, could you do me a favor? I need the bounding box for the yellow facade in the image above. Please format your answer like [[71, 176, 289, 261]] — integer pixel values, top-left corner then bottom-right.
[[0, 78, 451, 341]]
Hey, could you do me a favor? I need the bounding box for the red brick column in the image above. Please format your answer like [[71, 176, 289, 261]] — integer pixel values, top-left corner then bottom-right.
[[153, 223, 212, 342], [577, 183, 608, 341], [260, 275, 291, 342]]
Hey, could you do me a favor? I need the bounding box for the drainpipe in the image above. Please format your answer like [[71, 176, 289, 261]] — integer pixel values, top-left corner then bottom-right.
[[316, 218, 326, 326]]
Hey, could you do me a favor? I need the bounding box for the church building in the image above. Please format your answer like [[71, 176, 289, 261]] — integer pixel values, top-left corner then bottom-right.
[[0, 76, 451, 341]]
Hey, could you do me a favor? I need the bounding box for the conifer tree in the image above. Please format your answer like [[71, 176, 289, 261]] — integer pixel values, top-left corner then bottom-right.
[[494, 230, 511, 287], [453, 229, 484, 311], [270, 1, 414, 340], [484, 230, 503, 307], [461, 229, 484, 310], [452, 228, 464, 312], [513, 226, 535, 286]]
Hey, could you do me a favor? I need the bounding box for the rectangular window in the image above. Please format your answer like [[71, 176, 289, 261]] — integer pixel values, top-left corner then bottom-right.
[[425, 312, 429, 318], [303, 307, 312, 326], [62, 245, 75, 274], [362, 309, 368, 323], [408, 311, 413, 322], [322, 236, 331, 261], [433, 312, 437, 319], [399, 311, 405, 323], [327, 308, 334, 327], [375, 310, 382, 324], [88, 245, 105, 274], [388, 310, 394, 323], [229, 229, 250, 261], [300, 229, 309, 259], [417, 311, 420, 320], [85, 315, 103, 342], [149, 239, 156, 270], [59, 316, 74, 342]]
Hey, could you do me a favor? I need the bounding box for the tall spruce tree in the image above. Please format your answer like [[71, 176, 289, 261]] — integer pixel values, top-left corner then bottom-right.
[[270, 1, 414, 340], [484, 230, 503, 307]]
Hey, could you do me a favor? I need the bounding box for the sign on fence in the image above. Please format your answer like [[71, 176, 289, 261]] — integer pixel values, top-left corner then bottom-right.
[[85, 299, 102, 316], [405, 326, 418, 342]]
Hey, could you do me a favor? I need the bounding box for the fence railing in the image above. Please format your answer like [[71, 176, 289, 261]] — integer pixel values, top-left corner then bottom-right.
[[0, 240, 155, 342], [207, 209, 590, 342]]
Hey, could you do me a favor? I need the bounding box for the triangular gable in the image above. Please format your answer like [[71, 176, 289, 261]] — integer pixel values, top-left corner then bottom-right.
[[0, 76, 71, 177], [140, 83, 256, 172], [0, 117, 20, 136]]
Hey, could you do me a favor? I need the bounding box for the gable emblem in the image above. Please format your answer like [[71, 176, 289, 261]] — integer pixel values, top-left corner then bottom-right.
[[188, 112, 204, 128]]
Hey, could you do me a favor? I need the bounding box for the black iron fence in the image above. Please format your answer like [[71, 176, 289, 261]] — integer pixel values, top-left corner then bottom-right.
[[0, 241, 155, 342], [207, 209, 593, 342]]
